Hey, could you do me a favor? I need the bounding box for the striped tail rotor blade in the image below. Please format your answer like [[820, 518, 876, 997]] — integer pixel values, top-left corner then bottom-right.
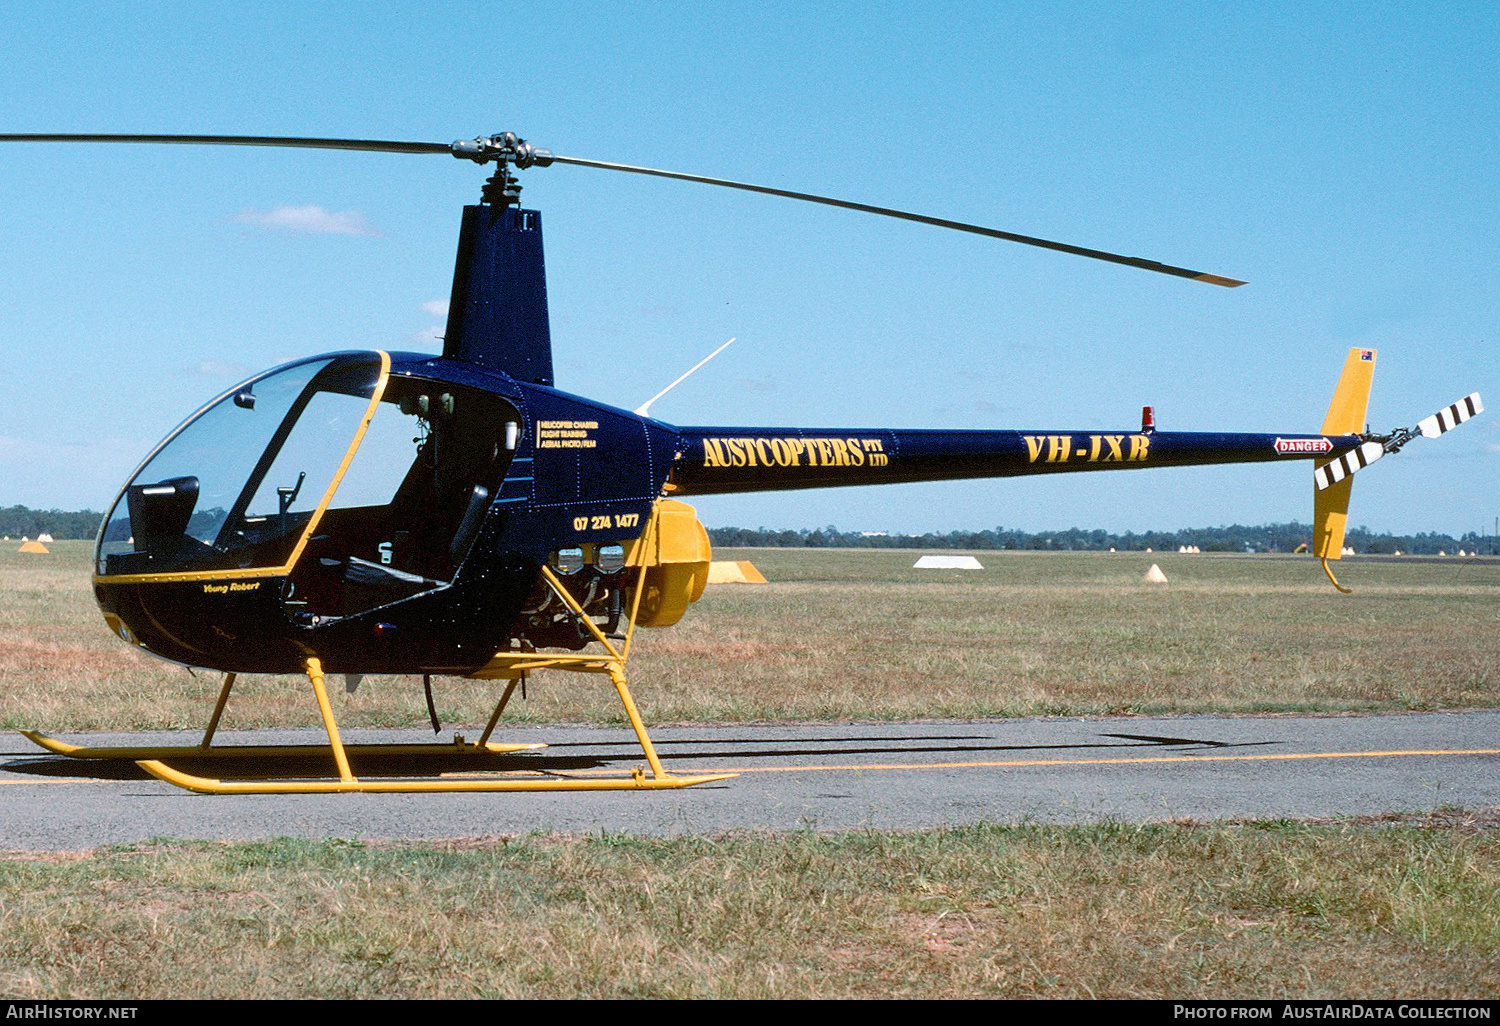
[[1417, 393, 1483, 439], [1314, 442, 1386, 491]]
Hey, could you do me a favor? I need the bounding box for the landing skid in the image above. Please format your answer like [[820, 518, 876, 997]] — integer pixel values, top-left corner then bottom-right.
[[20, 730, 545, 761], [135, 760, 729, 794]]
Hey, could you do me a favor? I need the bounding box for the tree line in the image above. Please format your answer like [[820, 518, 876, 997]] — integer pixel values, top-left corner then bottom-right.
[[2, 505, 1493, 555], [0, 506, 105, 540], [708, 523, 1497, 556]]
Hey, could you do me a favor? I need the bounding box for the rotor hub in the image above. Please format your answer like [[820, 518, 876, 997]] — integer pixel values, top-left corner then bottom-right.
[[451, 133, 554, 206], [449, 132, 555, 169]]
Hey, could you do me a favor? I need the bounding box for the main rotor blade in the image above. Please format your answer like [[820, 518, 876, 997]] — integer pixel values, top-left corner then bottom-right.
[[0, 133, 1245, 286], [549, 154, 1247, 287], [0, 133, 451, 155]]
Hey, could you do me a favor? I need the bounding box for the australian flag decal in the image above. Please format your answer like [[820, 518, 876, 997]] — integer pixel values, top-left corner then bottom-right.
[[1359, 350, 1374, 361]]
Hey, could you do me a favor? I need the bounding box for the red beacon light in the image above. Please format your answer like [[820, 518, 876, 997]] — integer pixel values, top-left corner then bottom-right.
[[1141, 405, 1156, 434]]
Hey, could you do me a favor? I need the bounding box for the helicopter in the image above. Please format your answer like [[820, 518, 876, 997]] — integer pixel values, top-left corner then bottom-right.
[[2, 131, 1483, 795]]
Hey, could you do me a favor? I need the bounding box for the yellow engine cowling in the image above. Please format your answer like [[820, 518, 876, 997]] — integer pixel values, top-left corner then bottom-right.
[[624, 499, 712, 628]]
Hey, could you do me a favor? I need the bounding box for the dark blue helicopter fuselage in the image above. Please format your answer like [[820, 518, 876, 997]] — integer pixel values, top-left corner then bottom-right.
[[89, 202, 1357, 677], [92, 350, 1355, 676]]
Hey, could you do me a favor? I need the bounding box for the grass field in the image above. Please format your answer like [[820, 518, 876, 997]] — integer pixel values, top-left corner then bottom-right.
[[1, 540, 1496, 731], [2, 820, 1497, 999]]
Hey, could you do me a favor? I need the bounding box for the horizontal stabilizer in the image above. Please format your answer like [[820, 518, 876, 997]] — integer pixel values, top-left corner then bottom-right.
[[1417, 393, 1483, 439], [1314, 441, 1385, 491]]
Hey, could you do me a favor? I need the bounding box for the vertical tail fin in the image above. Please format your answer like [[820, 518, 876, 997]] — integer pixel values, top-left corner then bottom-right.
[[1319, 348, 1377, 438], [1313, 349, 1376, 589]]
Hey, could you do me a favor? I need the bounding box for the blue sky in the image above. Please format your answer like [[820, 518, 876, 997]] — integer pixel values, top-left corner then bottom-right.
[[0, 2, 1494, 536]]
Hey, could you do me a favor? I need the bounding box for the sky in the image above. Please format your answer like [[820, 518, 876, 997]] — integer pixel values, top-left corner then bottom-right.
[[0, 2, 1494, 537]]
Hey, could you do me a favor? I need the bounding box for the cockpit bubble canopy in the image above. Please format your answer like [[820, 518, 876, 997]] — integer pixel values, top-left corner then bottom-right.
[[97, 353, 388, 578], [97, 351, 522, 589]]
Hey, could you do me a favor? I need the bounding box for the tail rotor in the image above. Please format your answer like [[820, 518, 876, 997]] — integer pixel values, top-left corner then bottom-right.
[[1310, 348, 1482, 592], [1314, 390, 1484, 494]]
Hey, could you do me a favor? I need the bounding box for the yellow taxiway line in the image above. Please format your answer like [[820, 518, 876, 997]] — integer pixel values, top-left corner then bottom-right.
[[3, 746, 1495, 786], [569, 746, 1500, 778]]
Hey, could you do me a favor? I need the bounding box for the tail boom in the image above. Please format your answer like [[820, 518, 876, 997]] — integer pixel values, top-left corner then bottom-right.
[[667, 427, 1359, 496]]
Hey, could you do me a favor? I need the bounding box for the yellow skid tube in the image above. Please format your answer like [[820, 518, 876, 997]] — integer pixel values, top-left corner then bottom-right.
[[20, 730, 544, 761], [135, 760, 734, 794]]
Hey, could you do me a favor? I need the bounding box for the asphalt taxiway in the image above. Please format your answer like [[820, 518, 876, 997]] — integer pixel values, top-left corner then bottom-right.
[[2, 711, 1496, 849]]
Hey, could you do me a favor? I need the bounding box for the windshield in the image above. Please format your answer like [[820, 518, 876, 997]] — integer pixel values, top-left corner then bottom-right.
[[97, 353, 387, 578]]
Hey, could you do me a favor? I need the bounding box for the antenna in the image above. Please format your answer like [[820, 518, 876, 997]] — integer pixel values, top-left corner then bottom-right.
[[635, 337, 737, 418]]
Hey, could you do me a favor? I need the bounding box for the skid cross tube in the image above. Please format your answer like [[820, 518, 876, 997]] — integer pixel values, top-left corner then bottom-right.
[[136, 644, 730, 792], [22, 664, 544, 765]]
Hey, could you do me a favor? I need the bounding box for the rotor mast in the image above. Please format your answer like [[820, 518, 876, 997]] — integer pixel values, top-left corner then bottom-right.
[[441, 134, 556, 385]]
